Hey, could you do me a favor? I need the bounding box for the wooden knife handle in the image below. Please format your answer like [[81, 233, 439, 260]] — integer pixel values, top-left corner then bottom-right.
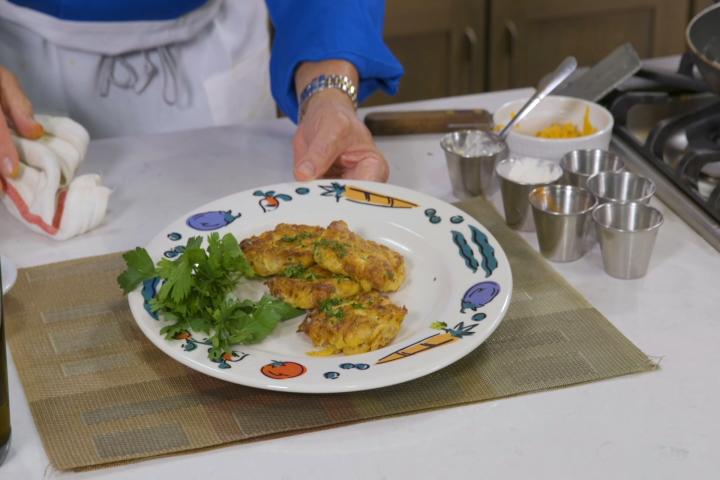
[[364, 109, 493, 136]]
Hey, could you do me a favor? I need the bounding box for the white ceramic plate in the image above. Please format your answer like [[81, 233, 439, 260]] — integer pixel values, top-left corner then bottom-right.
[[128, 180, 512, 393], [1, 255, 17, 294]]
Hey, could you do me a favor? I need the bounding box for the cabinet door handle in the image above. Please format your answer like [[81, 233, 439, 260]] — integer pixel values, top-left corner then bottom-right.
[[464, 26, 479, 92], [505, 19, 518, 87]]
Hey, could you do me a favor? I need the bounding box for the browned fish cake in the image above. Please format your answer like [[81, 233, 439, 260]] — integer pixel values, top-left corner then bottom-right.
[[298, 291, 407, 356], [313, 220, 405, 292], [240, 224, 324, 276], [265, 265, 361, 309]]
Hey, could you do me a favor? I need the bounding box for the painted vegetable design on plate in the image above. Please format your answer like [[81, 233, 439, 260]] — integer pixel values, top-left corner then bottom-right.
[[186, 210, 241, 231], [320, 182, 418, 208], [451, 230, 479, 273], [323, 363, 370, 380], [460, 281, 500, 313], [376, 322, 477, 364], [174, 331, 249, 369], [141, 277, 161, 319], [253, 190, 292, 212], [451, 226, 498, 277], [261, 361, 307, 379], [469, 225, 498, 278], [424, 208, 441, 224]]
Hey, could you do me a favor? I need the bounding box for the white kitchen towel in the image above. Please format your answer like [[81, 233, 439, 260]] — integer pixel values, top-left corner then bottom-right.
[[0, 115, 110, 240]]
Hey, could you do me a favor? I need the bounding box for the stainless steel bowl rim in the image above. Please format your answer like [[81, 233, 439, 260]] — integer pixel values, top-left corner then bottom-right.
[[592, 202, 665, 234], [495, 157, 563, 185], [559, 149, 625, 177], [440, 129, 508, 158], [528, 185, 598, 216], [585, 171, 657, 203]]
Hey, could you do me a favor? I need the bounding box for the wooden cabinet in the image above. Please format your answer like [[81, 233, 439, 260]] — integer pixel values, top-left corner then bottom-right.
[[486, 0, 690, 90], [364, 0, 486, 106], [373, 0, 696, 104]]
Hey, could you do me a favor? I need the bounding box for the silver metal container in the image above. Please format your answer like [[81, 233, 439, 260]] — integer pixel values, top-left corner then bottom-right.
[[496, 157, 563, 231], [441, 130, 508, 198], [593, 202, 664, 279], [560, 149, 624, 188], [529, 185, 598, 262], [586, 171, 656, 205]]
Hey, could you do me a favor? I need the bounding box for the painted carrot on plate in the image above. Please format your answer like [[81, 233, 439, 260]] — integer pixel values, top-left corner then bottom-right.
[[344, 185, 419, 208], [376, 322, 477, 364]]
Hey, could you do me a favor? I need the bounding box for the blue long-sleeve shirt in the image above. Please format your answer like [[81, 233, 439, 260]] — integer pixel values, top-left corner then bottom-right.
[[266, 0, 403, 121], [9, 0, 404, 121]]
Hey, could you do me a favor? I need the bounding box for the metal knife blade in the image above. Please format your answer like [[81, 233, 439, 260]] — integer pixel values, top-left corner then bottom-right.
[[553, 43, 642, 101]]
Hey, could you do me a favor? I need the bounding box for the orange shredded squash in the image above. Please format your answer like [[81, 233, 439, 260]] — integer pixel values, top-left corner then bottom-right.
[[535, 107, 597, 138]]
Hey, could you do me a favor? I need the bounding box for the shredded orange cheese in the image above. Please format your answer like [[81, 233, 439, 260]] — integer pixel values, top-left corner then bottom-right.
[[535, 107, 597, 139]]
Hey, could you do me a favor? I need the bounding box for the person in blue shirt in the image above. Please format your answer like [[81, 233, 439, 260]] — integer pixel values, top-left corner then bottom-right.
[[0, 0, 403, 183]]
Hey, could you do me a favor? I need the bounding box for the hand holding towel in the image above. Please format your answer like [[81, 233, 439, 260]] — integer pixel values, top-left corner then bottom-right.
[[0, 115, 110, 240]]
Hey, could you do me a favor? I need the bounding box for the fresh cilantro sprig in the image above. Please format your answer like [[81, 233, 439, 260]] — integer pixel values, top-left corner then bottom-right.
[[118, 233, 303, 361]]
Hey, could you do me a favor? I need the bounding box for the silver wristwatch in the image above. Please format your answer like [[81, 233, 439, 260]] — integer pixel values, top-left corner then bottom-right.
[[298, 74, 358, 118]]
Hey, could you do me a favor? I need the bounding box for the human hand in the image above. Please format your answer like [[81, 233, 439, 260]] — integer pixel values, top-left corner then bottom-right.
[[292, 59, 389, 182], [0, 65, 44, 180], [293, 89, 388, 182]]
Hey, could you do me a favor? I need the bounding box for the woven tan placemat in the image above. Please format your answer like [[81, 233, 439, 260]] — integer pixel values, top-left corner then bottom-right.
[[3, 197, 655, 471]]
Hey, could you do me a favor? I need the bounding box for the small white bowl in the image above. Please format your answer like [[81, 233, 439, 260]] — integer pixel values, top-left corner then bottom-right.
[[493, 95, 613, 162]]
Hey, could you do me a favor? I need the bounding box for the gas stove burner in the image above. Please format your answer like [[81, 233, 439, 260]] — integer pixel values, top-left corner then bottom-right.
[[645, 100, 720, 159], [702, 161, 720, 179], [675, 150, 720, 204], [605, 52, 720, 252], [699, 161, 720, 202], [609, 92, 720, 251], [710, 125, 720, 145]]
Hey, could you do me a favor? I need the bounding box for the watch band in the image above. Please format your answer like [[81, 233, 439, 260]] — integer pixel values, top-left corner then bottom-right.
[[298, 74, 358, 118]]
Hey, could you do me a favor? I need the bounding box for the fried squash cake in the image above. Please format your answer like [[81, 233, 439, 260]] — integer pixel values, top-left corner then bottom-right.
[[265, 265, 361, 309], [240, 224, 324, 276], [314, 220, 405, 292], [298, 291, 407, 355]]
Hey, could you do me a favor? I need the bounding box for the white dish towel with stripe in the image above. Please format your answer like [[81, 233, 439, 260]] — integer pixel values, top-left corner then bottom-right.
[[1, 115, 110, 240]]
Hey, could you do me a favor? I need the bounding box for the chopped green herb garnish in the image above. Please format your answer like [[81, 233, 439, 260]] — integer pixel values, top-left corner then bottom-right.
[[350, 302, 364, 309], [118, 233, 304, 361], [282, 264, 318, 280], [319, 297, 345, 320], [431, 321, 448, 330], [315, 239, 349, 258], [280, 231, 315, 243]]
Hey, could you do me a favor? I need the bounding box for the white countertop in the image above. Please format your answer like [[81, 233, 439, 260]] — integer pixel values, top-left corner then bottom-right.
[[2, 87, 720, 480]]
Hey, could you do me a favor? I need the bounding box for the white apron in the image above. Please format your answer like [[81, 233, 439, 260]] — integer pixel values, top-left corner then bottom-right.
[[0, 0, 275, 138]]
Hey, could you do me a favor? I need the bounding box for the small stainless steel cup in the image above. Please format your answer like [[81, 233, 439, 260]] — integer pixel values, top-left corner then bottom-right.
[[496, 157, 563, 231], [441, 130, 509, 198], [560, 149, 624, 188], [586, 171, 656, 205], [529, 185, 598, 262], [593, 202, 664, 279]]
